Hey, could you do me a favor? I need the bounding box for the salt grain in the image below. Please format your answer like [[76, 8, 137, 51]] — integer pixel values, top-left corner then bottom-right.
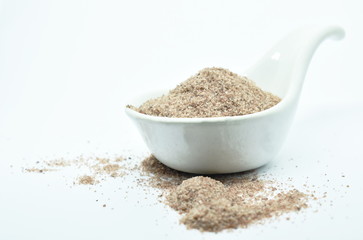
[[78, 175, 96, 185]]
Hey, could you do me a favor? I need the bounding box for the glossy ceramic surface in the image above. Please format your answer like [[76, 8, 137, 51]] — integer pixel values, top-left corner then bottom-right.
[[125, 25, 345, 174]]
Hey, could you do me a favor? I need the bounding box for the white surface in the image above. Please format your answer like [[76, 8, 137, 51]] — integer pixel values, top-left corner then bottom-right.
[[0, 0, 363, 239]]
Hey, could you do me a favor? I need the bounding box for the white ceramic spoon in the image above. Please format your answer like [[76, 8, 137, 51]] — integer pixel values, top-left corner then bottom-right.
[[125, 25, 345, 174]]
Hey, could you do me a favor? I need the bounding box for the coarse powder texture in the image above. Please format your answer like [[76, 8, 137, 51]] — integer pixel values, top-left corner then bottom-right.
[[140, 155, 193, 189], [24, 155, 126, 185], [78, 175, 96, 185], [141, 155, 310, 232], [24, 154, 316, 232], [167, 177, 308, 232], [25, 168, 54, 173], [129, 67, 281, 118]]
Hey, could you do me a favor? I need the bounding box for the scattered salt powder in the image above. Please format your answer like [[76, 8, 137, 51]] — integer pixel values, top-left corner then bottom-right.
[[23, 154, 318, 232], [24, 155, 126, 185], [141, 155, 311, 232], [78, 175, 96, 185]]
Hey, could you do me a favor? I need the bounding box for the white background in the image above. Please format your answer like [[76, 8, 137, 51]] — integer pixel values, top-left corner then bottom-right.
[[0, 0, 363, 239]]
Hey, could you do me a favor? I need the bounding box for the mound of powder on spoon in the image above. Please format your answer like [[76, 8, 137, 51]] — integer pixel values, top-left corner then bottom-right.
[[128, 67, 281, 118]]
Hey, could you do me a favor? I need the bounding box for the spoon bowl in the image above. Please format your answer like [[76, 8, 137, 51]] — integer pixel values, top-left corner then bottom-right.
[[125, 25, 345, 174]]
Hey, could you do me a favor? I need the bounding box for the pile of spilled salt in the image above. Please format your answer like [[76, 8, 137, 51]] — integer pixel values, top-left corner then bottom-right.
[[140, 155, 311, 232]]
